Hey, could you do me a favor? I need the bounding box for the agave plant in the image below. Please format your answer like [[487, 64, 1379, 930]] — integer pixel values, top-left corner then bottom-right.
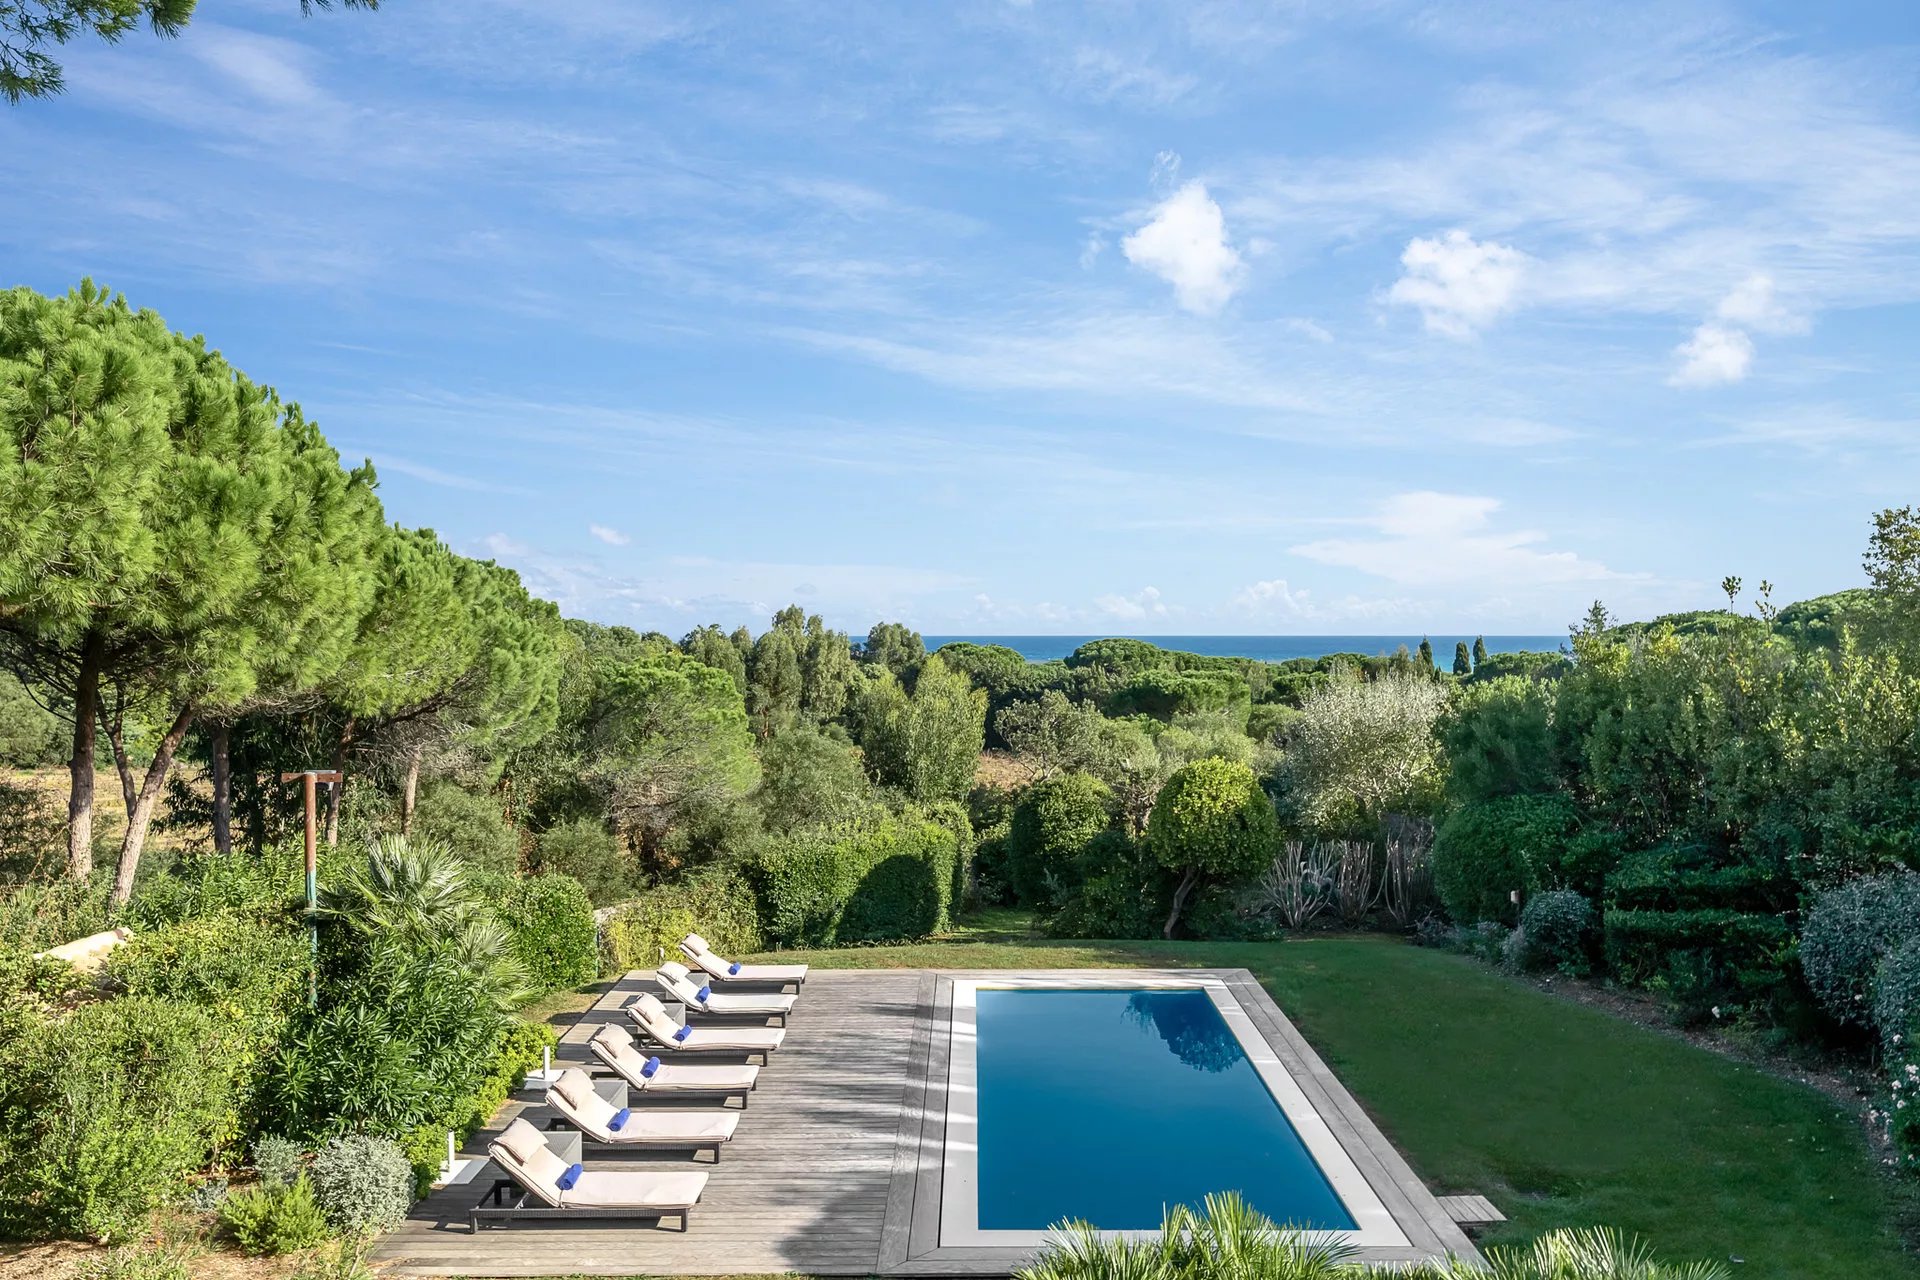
[[1403, 1228, 1731, 1280]]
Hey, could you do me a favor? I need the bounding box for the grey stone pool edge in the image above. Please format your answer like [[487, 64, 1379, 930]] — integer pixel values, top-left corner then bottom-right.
[[876, 968, 1484, 1275]]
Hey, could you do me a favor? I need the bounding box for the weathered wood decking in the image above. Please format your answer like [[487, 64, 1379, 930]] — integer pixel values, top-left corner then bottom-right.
[[378, 969, 933, 1276], [376, 967, 1481, 1277]]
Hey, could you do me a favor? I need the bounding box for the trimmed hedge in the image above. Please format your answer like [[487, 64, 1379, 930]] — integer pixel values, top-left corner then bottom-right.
[[1604, 907, 1793, 1019], [750, 816, 960, 947], [1801, 872, 1920, 1029], [483, 873, 597, 995], [601, 865, 762, 973]]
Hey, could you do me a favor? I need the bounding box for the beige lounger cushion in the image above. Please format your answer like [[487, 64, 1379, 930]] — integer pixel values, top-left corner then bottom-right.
[[680, 943, 808, 984], [550, 1069, 595, 1110], [683, 933, 711, 955], [490, 1118, 567, 1206], [561, 1169, 708, 1211], [657, 966, 794, 1013]]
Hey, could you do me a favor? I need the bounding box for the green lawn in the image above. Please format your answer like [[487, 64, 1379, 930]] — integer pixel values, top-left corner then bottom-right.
[[749, 912, 1917, 1280]]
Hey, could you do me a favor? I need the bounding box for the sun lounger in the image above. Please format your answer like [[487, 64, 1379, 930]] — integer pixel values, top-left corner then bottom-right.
[[471, 1117, 707, 1232], [657, 961, 796, 1024], [625, 993, 785, 1063], [589, 1023, 759, 1107], [679, 932, 808, 989], [542, 1068, 738, 1161]]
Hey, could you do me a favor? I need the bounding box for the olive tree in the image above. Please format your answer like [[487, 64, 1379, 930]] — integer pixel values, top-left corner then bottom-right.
[[1279, 669, 1449, 835]]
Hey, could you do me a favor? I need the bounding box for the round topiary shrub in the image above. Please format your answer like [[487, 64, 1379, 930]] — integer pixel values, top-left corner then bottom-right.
[[309, 1134, 414, 1235], [1504, 889, 1598, 975], [1006, 773, 1114, 909], [1148, 757, 1279, 939], [1801, 872, 1920, 1029], [1432, 793, 1577, 926]]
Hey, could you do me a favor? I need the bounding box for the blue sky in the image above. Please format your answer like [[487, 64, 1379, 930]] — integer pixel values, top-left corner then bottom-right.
[[5, 0, 1918, 635]]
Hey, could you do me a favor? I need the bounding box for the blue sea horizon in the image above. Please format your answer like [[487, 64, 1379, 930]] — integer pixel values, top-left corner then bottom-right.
[[921, 634, 1567, 664]]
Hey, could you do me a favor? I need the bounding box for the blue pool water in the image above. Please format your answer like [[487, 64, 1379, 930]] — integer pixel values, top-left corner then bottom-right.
[[974, 988, 1356, 1231]]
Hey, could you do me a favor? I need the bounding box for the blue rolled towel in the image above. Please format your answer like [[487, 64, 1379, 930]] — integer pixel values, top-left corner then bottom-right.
[[696, 984, 712, 1002], [640, 1056, 661, 1078], [556, 1162, 583, 1191], [673, 1023, 692, 1042], [608, 1106, 631, 1132], [728, 961, 741, 975]]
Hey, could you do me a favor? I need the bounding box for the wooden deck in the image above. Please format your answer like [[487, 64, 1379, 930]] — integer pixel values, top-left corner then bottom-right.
[[376, 967, 1480, 1277], [378, 969, 933, 1276]]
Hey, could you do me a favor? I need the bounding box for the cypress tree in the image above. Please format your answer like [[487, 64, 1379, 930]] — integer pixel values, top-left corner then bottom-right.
[[1417, 636, 1434, 669], [1453, 641, 1472, 676], [1473, 635, 1489, 666]]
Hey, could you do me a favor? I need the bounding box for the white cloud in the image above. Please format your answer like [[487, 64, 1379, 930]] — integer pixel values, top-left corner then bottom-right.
[[1387, 229, 1528, 338], [1291, 491, 1632, 588], [186, 26, 325, 108], [1122, 182, 1244, 315], [590, 523, 631, 546], [1716, 272, 1807, 336], [1094, 585, 1170, 620], [1232, 578, 1308, 614], [1670, 322, 1754, 387]]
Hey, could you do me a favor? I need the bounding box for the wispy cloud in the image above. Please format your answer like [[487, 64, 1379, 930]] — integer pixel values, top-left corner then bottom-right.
[[589, 523, 631, 546], [1291, 492, 1637, 589]]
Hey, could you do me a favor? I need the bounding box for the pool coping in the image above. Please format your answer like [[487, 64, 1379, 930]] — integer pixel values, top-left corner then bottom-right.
[[878, 968, 1483, 1275]]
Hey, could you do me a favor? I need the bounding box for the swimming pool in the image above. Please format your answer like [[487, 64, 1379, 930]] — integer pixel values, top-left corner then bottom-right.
[[939, 975, 1410, 1248]]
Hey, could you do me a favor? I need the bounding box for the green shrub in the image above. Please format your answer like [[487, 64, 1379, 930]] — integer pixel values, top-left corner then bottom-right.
[[410, 785, 519, 875], [528, 819, 634, 906], [1245, 702, 1301, 745], [396, 1018, 551, 1193], [1873, 937, 1920, 1059], [1006, 774, 1113, 908], [219, 1175, 331, 1255], [266, 936, 518, 1145], [1048, 831, 1167, 940], [1432, 794, 1576, 925], [253, 1134, 305, 1188], [750, 815, 959, 946], [1505, 890, 1598, 975], [481, 873, 597, 995], [103, 912, 309, 1140], [600, 864, 761, 972], [0, 995, 240, 1241], [71, 1242, 195, 1280], [966, 785, 1018, 907], [309, 1134, 413, 1235], [0, 671, 61, 767], [1801, 872, 1920, 1029], [0, 780, 64, 882]]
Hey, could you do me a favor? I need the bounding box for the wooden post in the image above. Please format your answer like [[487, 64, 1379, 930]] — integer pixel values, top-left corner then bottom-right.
[[283, 769, 343, 1008]]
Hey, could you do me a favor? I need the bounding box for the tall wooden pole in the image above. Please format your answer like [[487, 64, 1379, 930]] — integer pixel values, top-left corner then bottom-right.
[[283, 769, 342, 1008]]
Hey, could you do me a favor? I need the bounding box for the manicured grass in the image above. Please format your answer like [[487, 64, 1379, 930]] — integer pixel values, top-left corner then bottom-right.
[[750, 912, 1918, 1280]]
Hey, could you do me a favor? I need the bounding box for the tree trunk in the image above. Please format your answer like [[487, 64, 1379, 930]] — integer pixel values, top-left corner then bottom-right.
[[324, 715, 354, 847], [1162, 866, 1201, 940], [110, 703, 194, 908], [400, 744, 422, 836], [210, 722, 233, 855], [65, 631, 105, 881], [101, 703, 137, 818]]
